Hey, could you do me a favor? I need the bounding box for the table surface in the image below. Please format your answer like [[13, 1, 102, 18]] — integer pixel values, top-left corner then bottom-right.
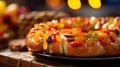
[[0, 48, 120, 67]]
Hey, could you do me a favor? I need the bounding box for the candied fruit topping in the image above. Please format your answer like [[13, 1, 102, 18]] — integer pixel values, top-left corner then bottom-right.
[[98, 36, 106, 46], [114, 29, 119, 36], [56, 35, 62, 42], [70, 41, 83, 47], [109, 32, 117, 42], [43, 33, 49, 49], [103, 29, 114, 35], [46, 36, 52, 44]]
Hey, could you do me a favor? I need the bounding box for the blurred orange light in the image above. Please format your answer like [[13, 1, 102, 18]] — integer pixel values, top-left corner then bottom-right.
[[68, 0, 81, 10], [46, 0, 64, 9], [88, 0, 101, 9]]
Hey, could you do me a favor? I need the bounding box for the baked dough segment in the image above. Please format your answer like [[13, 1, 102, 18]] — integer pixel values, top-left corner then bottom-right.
[[44, 41, 64, 55], [62, 36, 105, 57]]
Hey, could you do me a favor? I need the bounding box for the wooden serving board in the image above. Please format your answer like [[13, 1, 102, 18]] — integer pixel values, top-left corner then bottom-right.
[[0, 48, 120, 67], [0, 49, 71, 67]]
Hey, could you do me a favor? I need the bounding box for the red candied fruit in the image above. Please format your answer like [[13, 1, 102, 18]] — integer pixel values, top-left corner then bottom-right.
[[51, 35, 56, 42], [70, 41, 83, 47], [109, 36, 115, 42], [98, 36, 106, 46], [46, 27, 51, 31], [103, 29, 114, 35], [53, 25, 58, 30], [51, 31, 59, 42]]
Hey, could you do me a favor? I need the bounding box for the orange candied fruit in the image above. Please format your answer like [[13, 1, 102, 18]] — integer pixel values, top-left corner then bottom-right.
[[56, 35, 62, 42], [72, 28, 84, 36], [60, 29, 71, 34], [43, 33, 49, 49]]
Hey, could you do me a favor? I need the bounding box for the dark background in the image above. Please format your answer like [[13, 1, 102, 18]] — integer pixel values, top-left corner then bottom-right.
[[5, 0, 120, 17]]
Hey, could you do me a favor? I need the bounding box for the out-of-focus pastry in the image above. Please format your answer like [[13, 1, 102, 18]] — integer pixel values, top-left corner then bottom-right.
[[0, 3, 19, 49], [17, 11, 68, 38], [8, 39, 27, 51]]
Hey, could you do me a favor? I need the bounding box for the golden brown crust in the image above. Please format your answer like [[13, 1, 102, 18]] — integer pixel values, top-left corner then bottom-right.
[[26, 31, 43, 52], [103, 37, 120, 55], [63, 39, 105, 57], [44, 42, 63, 55], [98, 32, 120, 56]]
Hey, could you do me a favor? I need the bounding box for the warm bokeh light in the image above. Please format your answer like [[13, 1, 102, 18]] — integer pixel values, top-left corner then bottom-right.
[[46, 0, 64, 9], [0, 0, 6, 24], [88, 0, 101, 9], [0, 0, 6, 14], [68, 0, 81, 10]]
